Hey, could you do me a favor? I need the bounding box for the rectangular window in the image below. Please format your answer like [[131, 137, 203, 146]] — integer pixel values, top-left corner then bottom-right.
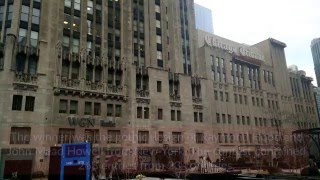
[[222, 114, 226, 124], [20, 5, 29, 22], [228, 115, 231, 124], [194, 112, 198, 122], [244, 134, 248, 143], [172, 132, 182, 144], [74, 0, 81, 10], [158, 131, 164, 143], [157, 81, 162, 92], [107, 130, 121, 144], [84, 102, 92, 115], [58, 128, 75, 144], [158, 108, 163, 120], [218, 133, 222, 143], [214, 90, 218, 100], [196, 133, 204, 144], [242, 116, 245, 125], [224, 133, 228, 143], [239, 134, 243, 143], [252, 97, 255, 106], [247, 116, 250, 125], [220, 91, 224, 101], [144, 107, 149, 119], [199, 112, 203, 122], [107, 104, 113, 117], [177, 110, 181, 121], [216, 113, 220, 123], [237, 115, 240, 125], [12, 95, 23, 111], [137, 106, 142, 118], [234, 94, 238, 103], [255, 117, 258, 126], [69, 100, 78, 114], [225, 92, 229, 102], [229, 134, 233, 143], [84, 129, 99, 143], [244, 95, 248, 105], [115, 105, 122, 117], [10, 127, 31, 144], [171, 110, 175, 121], [94, 103, 101, 116], [25, 96, 35, 111], [138, 131, 149, 144], [59, 99, 68, 113]]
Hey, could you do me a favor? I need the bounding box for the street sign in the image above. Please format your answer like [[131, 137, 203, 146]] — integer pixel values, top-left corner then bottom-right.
[[60, 143, 91, 180]]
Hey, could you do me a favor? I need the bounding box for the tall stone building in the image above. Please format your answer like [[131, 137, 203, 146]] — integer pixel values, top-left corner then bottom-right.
[[311, 38, 320, 86], [0, 0, 318, 179]]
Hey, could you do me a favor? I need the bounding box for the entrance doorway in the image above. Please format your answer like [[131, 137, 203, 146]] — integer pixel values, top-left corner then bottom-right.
[[4, 160, 32, 180]]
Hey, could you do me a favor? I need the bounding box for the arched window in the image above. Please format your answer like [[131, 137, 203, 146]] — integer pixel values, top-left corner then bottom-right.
[[16, 53, 26, 72], [28, 55, 38, 75]]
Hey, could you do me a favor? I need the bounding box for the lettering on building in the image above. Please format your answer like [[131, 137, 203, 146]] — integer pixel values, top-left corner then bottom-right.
[[68, 117, 95, 127]]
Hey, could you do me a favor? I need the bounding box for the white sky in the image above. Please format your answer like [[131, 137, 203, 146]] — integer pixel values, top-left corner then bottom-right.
[[194, 0, 320, 86]]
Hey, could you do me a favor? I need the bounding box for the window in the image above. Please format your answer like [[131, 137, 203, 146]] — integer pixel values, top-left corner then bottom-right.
[[115, 105, 122, 117], [32, 8, 40, 24], [156, 20, 161, 28], [225, 92, 229, 102], [144, 107, 149, 119], [6, 5, 13, 21], [84, 129, 99, 143], [255, 117, 258, 126], [228, 115, 231, 124], [107, 104, 113, 117], [194, 112, 198, 122], [237, 115, 240, 125], [230, 134, 234, 143], [156, 35, 162, 44], [177, 110, 181, 121], [107, 130, 121, 144], [239, 134, 243, 143], [196, 133, 204, 144], [224, 133, 228, 143], [59, 99, 68, 113], [158, 108, 163, 120], [58, 128, 74, 144], [172, 132, 182, 144], [252, 97, 255, 106], [242, 116, 245, 125], [157, 81, 162, 92], [239, 95, 243, 104], [94, 103, 101, 116], [244, 134, 248, 143], [222, 114, 226, 124], [218, 133, 222, 143], [25, 96, 35, 112], [158, 131, 164, 143], [87, 0, 93, 14], [72, 39, 80, 53], [65, 0, 72, 7], [84, 102, 92, 115], [234, 94, 238, 103], [74, 0, 81, 10], [214, 90, 218, 100], [216, 113, 220, 123], [20, 5, 29, 22], [136, 106, 143, 118], [199, 112, 203, 122], [138, 131, 149, 144], [10, 127, 31, 144], [18, 28, 27, 45], [220, 91, 224, 101], [12, 95, 23, 111], [30, 31, 38, 47], [244, 95, 248, 105], [171, 110, 175, 121], [68, 100, 78, 114], [247, 116, 250, 125]]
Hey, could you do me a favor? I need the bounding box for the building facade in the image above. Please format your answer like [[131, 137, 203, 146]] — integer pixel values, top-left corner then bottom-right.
[[0, 0, 318, 179], [311, 38, 320, 86], [194, 3, 213, 33]]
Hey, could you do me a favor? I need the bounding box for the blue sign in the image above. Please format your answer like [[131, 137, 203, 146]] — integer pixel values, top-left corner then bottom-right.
[[60, 143, 91, 180]]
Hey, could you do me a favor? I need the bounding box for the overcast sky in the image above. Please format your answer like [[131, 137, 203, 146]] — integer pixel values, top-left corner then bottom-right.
[[194, 0, 320, 86]]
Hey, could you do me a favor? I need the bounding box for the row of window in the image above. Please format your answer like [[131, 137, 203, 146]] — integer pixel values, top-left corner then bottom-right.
[[59, 99, 122, 117], [216, 113, 280, 127], [214, 90, 229, 102], [263, 70, 275, 86], [298, 122, 317, 129], [218, 133, 279, 144], [12, 95, 35, 111], [295, 104, 315, 114]]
